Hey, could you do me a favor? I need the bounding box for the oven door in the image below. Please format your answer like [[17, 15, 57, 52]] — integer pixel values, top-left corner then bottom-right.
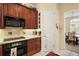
[[17, 46, 26, 56], [3, 41, 26, 56]]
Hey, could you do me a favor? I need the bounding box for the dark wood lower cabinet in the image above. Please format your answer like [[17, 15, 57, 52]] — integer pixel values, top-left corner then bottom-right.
[[26, 37, 41, 56], [0, 37, 41, 56], [0, 45, 3, 56]]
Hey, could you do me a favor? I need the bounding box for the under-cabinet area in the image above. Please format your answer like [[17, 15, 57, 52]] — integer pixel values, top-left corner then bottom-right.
[[0, 37, 41, 56]]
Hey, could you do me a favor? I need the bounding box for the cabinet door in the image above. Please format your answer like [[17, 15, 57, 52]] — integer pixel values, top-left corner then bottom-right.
[[24, 8, 34, 29], [26, 38, 41, 56], [30, 10, 38, 29], [16, 5, 31, 29], [5, 3, 17, 17], [30, 10, 34, 29], [23, 7, 31, 29], [16, 4, 24, 18], [3, 4, 7, 16], [24, 9, 38, 29], [0, 4, 3, 28], [34, 37, 41, 53], [33, 10, 38, 29], [27, 39, 35, 56], [0, 45, 3, 56]]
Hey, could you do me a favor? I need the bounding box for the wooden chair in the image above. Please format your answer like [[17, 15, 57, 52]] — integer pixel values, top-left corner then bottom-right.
[[66, 32, 77, 45]]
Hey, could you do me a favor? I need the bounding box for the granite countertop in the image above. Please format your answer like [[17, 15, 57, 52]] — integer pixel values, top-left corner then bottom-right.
[[0, 35, 41, 45]]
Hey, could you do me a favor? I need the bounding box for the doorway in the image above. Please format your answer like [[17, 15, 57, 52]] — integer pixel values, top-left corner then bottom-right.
[[64, 9, 79, 53]]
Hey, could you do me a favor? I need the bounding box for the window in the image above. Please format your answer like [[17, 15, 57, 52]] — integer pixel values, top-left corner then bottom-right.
[[70, 18, 79, 36]]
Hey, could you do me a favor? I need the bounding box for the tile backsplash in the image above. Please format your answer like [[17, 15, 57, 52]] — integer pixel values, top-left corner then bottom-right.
[[3, 27, 41, 37], [0, 29, 4, 42], [4, 27, 22, 36], [0, 27, 41, 42]]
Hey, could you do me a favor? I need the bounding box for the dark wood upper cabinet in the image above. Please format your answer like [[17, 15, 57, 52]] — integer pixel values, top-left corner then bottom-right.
[[3, 4, 17, 17], [22, 7, 31, 29], [31, 10, 38, 29], [26, 9, 32, 29], [0, 4, 3, 28], [24, 9, 38, 29], [0, 3, 38, 29], [3, 4, 8, 16], [16, 5, 38, 29], [16, 4, 24, 18]]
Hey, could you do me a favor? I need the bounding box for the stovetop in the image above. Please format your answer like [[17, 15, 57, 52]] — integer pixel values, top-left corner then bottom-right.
[[4, 37, 25, 42]]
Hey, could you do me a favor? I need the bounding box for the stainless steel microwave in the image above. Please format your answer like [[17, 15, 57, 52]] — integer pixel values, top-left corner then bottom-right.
[[4, 16, 25, 28]]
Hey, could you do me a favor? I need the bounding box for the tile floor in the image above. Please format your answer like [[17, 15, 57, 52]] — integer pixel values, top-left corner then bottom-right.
[[32, 50, 79, 56], [32, 51, 49, 56], [66, 43, 79, 53], [54, 49, 79, 56]]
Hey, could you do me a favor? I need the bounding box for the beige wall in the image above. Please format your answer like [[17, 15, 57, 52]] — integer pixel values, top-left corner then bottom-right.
[[58, 4, 65, 49], [65, 19, 70, 34], [59, 3, 79, 49], [21, 3, 37, 8], [37, 3, 57, 10], [0, 30, 4, 42], [61, 3, 79, 11]]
